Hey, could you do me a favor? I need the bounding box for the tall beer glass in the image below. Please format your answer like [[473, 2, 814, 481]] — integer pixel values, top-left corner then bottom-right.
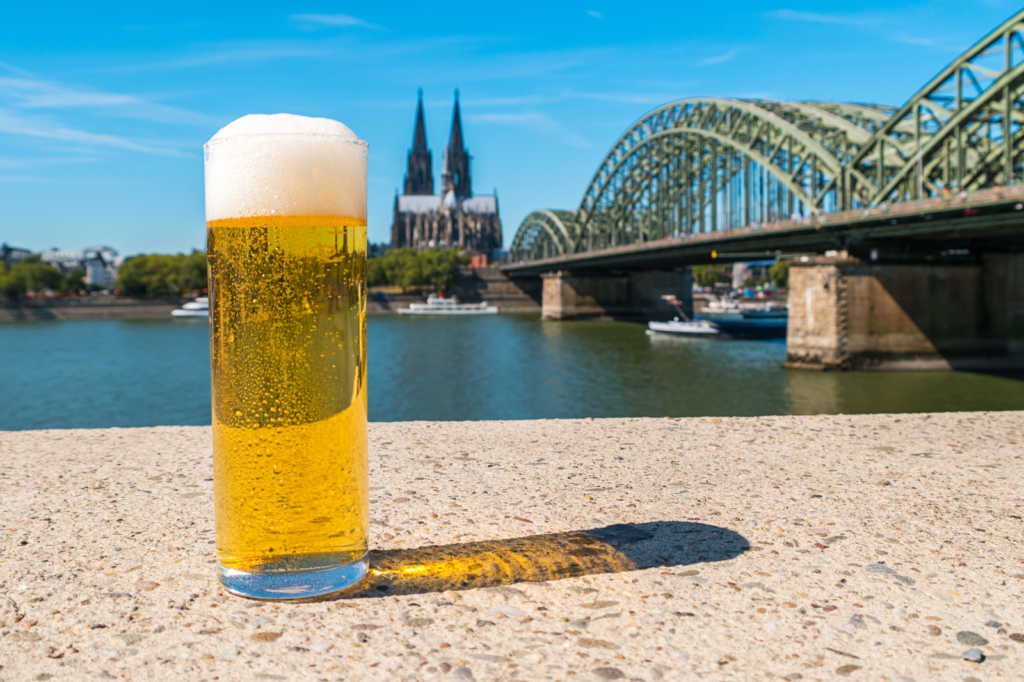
[[204, 114, 368, 599]]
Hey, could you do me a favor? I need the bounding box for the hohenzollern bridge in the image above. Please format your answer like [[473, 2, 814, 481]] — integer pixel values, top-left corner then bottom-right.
[[502, 9, 1024, 372]]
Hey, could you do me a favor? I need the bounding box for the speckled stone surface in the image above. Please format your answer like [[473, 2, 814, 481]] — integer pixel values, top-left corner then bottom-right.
[[2, 413, 1024, 681]]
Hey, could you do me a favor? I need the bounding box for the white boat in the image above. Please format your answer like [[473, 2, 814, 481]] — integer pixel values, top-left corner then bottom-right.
[[399, 295, 498, 315], [696, 297, 787, 337], [647, 295, 721, 336], [648, 319, 721, 336], [171, 296, 209, 318]]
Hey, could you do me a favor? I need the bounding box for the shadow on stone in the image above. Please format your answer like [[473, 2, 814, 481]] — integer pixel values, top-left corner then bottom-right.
[[335, 521, 748, 600]]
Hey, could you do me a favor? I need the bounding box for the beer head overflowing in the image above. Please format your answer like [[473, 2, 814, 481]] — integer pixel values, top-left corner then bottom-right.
[[204, 114, 367, 222]]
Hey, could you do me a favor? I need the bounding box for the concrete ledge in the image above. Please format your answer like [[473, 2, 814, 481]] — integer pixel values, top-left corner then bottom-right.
[[2, 414, 1024, 679]]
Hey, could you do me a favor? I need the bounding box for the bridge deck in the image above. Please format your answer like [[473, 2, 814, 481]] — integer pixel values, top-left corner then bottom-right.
[[504, 186, 1024, 275]]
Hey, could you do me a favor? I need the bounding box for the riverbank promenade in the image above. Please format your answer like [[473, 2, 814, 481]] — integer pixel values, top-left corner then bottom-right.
[[2, 413, 1022, 680]]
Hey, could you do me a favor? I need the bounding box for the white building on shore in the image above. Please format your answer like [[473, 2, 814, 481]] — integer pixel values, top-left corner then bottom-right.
[[41, 245, 123, 289], [1, 243, 33, 265]]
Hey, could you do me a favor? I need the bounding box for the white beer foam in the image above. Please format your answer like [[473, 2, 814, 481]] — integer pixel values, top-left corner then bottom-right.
[[205, 114, 367, 222]]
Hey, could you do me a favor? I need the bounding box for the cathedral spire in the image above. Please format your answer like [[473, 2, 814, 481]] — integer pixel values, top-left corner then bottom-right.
[[412, 88, 428, 154], [403, 88, 433, 195], [448, 89, 465, 158], [442, 89, 472, 197]]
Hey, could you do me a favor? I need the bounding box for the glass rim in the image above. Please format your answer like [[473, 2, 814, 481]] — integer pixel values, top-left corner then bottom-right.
[[204, 133, 368, 149]]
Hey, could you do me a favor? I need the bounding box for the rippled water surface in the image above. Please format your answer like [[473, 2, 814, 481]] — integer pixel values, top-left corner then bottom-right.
[[2, 315, 1024, 430]]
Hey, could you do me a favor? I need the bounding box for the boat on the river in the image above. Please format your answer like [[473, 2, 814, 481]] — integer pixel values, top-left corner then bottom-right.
[[399, 295, 498, 315], [695, 297, 787, 337], [647, 296, 721, 337], [171, 297, 209, 318], [647, 319, 721, 336]]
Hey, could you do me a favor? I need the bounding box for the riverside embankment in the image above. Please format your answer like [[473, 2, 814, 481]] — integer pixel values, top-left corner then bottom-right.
[[0, 297, 186, 322], [0, 269, 541, 321], [1, 413, 1022, 680], [368, 267, 540, 315]]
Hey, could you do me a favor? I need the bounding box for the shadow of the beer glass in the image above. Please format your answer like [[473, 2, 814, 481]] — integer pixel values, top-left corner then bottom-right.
[[333, 521, 749, 600]]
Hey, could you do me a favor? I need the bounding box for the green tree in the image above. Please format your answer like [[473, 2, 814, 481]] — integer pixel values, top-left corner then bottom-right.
[[116, 252, 208, 296], [692, 264, 728, 287], [769, 259, 789, 288], [418, 248, 460, 290], [176, 250, 208, 292], [367, 257, 387, 287], [61, 269, 87, 294], [0, 257, 64, 297], [367, 247, 468, 292]]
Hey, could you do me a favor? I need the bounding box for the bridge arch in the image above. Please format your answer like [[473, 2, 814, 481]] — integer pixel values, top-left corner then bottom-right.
[[848, 9, 1024, 206], [509, 8, 1024, 262], [508, 210, 580, 262], [513, 98, 880, 259]]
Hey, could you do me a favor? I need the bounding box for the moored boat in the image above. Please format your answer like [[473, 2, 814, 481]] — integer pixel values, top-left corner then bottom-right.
[[647, 319, 721, 336], [399, 295, 498, 315], [171, 297, 209, 318], [647, 295, 721, 337], [695, 297, 787, 337]]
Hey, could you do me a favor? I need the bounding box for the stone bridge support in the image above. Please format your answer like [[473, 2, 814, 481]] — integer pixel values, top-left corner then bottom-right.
[[785, 255, 1024, 370], [541, 270, 692, 321]]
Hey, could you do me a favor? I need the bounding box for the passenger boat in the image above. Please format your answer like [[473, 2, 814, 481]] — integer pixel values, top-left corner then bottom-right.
[[695, 297, 787, 337], [399, 295, 498, 315], [171, 296, 209, 318], [646, 296, 721, 337]]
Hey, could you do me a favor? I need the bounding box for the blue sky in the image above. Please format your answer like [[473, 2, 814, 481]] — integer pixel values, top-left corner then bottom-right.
[[0, 0, 1019, 254]]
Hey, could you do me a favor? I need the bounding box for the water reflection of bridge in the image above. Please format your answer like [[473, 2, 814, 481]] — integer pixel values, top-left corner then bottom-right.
[[504, 9, 1024, 371]]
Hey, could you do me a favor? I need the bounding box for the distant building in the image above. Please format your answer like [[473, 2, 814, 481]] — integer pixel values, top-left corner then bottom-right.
[[41, 245, 123, 289], [0, 243, 32, 265], [391, 90, 502, 255], [83, 246, 123, 289], [41, 249, 86, 273]]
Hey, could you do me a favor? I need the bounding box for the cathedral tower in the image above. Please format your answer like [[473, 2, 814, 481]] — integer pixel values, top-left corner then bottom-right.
[[403, 88, 433, 195], [392, 88, 501, 254], [441, 90, 472, 198]]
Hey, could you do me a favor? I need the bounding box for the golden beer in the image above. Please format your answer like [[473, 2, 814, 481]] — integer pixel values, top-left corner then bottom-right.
[[205, 115, 368, 598]]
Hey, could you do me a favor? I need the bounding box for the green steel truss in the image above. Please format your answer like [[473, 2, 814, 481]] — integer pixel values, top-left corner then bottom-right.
[[510, 9, 1024, 262]]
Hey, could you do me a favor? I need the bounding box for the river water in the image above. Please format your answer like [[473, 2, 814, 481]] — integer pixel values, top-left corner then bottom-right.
[[3, 315, 1024, 431]]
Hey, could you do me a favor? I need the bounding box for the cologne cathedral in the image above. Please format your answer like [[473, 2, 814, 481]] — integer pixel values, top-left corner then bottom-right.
[[391, 90, 502, 253]]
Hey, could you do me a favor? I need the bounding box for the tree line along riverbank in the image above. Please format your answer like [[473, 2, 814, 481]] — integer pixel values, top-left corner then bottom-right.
[[0, 267, 541, 321]]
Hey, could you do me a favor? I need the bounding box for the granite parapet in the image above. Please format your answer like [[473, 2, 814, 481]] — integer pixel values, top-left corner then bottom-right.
[[1, 414, 1023, 680]]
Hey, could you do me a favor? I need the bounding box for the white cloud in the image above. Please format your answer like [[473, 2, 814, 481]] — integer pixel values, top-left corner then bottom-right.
[[766, 9, 879, 27], [289, 13, 381, 30], [0, 156, 99, 168], [765, 8, 960, 51], [892, 35, 934, 47], [99, 45, 333, 72], [699, 49, 739, 67], [587, 10, 603, 19], [0, 174, 50, 183], [0, 73, 217, 127], [360, 90, 677, 111], [0, 69, 199, 157], [0, 61, 37, 78], [467, 112, 593, 148], [0, 108, 187, 156], [0, 77, 136, 109]]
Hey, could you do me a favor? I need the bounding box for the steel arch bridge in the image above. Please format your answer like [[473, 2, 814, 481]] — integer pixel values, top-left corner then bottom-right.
[[510, 9, 1024, 263]]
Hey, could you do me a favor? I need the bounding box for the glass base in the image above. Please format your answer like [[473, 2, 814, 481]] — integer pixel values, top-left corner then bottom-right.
[[218, 553, 368, 600]]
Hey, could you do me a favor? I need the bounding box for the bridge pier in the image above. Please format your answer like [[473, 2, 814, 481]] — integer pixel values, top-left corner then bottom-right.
[[785, 255, 1024, 371], [541, 270, 692, 321]]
